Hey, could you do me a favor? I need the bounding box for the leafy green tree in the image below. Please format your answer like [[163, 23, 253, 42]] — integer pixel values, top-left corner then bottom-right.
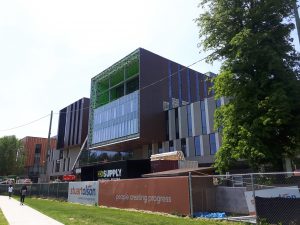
[[0, 135, 24, 176], [196, 0, 300, 172]]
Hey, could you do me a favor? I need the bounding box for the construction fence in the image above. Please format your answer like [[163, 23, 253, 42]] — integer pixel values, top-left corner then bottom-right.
[[0, 182, 69, 200], [190, 172, 300, 224], [0, 172, 299, 224]]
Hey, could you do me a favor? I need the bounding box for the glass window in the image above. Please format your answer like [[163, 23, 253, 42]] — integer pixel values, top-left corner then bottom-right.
[[181, 138, 186, 156], [187, 105, 192, 137], [175, 109, 179, 139], [59, 150, 63, 159], [55, 160, 60, 172], [165, 111, 169, 140], [126, 76, 139, 94], [200, 101, 207, 134], [92, 91, 139, 144], [110, 84, 124, 101], [209, 133, 217, 155], [133, 119, 137, 133], [169, 140, 174, 152], [194, 136, 202, 156], [35, 144, 41, 153], [131, 120, 134, 133]]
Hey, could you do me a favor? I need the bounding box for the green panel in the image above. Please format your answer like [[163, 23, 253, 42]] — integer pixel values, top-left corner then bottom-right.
[[98, 77, 109, 93], [95, 91, 109, 107], [125, 58, 139, 79], [110, 84, 124, 101], [110, 68, 124, 87]]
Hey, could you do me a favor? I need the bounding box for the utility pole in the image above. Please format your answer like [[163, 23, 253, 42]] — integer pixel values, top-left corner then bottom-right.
[[294, 0, 300, 45], [44, 110, 53, 182]]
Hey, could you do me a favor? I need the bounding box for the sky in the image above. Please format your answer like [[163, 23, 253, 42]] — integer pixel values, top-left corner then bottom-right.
[[0, 0, 299, 139]]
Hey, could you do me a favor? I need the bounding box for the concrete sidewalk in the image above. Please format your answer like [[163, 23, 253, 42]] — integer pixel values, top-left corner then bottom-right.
[[0, 195, 63, 225]]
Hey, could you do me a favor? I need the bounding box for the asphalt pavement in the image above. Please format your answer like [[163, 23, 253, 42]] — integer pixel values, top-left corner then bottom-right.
[[0, 195, 64, 225]]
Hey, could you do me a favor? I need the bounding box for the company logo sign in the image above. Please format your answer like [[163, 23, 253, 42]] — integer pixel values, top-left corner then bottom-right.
[[98, 169, 122, 179], [70, 185, 96, 196], [68, 181, 98, 205]]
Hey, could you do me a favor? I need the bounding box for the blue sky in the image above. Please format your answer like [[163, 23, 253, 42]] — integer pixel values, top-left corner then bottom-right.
[[0, 0, 299, 139]]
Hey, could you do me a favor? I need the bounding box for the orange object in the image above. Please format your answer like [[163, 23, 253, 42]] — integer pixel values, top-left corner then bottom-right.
[[63, 175, 76, 181]]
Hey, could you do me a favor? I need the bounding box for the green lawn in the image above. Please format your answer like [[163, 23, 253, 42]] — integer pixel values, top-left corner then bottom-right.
[[24, 198, 245, 225], [0, 209, 8, 225]]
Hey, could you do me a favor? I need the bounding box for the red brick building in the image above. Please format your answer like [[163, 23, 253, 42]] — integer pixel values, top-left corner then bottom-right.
[[21, 136, 56, 182]]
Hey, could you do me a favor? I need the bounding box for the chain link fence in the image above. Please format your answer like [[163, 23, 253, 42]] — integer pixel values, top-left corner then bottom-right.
[[190, 172, 300, 224], [0, 183, 69, 200], [252, 173, 300, 225], [0, 172, 299, 224]]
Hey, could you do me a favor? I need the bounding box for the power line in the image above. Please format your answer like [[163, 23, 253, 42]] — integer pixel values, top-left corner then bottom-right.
[[0, 52, 215, 131], [0, 114, 50, 132], [55, 52, 215, 114]]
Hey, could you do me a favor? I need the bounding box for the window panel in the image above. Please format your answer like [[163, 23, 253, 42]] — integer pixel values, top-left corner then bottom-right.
[[110, 84, 124, 101], [169, 140, 174, 152], [187, 105, 192, 137], [200, 101, 207, 134], [126, 76, 139, 94], [209, 133, 217, 155], [194, 136, 202, 156], [92, 91, 139, 144]]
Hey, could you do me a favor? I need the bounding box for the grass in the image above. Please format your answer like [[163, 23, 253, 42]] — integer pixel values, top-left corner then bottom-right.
[[0, 209, 8, 225], [24, 197, 245, 225]]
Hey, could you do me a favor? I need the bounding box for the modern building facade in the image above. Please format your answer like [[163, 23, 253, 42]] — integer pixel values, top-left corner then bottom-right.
[[22, 136, 56, 183], [47, 98, 90, 181], [87, 48, 222, 167], [160, 94, 225, 165]]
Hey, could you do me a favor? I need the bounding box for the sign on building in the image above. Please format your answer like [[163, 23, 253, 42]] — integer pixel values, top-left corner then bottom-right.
[[68, 181, 99, 205]]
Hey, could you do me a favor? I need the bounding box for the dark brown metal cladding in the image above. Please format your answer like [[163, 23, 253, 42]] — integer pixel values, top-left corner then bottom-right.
[[139, 48, 169, 143], [56, 98, 90, 150]]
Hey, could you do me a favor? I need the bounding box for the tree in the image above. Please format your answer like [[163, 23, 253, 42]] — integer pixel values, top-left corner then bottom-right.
[[0, 135, 24, 176], [196, 0, 300, 172]]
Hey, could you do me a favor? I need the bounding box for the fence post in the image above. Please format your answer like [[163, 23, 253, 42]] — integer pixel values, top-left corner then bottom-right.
[[57, 182, 59, 199], [188, 172, 193, 217], [250, 173, 257, 223], [47, 183, 50, 198]]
